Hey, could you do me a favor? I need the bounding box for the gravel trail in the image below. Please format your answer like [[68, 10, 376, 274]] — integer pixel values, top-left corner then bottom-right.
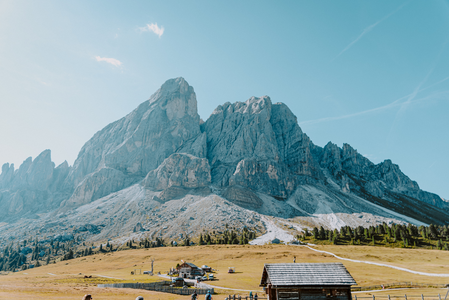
[[249, 216, 294, 245], [303, 245, 449, 277]]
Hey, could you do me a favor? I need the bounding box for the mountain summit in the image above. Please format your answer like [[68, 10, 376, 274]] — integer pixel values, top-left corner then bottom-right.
[[0, 77, 447, 244]]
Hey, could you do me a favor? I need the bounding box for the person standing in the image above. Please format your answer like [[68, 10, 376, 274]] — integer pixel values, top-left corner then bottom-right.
[[205, 290, 212, 300]]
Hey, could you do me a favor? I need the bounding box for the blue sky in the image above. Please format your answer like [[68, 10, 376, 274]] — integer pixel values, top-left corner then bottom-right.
[[0, 0, 448, 199]]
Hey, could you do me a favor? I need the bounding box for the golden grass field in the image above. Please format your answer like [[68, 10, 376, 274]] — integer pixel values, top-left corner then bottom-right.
[[1, 244, 448, 300]]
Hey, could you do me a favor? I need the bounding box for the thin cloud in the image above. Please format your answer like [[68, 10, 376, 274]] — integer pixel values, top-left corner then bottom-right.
[[387, 38, 449, 140], [95, 56, 122, 67], [335, 2, 407, 58], [299, 81, 449, 127], [139, 23, 164, 38]]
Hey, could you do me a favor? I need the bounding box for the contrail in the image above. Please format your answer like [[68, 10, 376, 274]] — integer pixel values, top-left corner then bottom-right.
[[299, 77, 449, 127], [335, 2, 408, 58]]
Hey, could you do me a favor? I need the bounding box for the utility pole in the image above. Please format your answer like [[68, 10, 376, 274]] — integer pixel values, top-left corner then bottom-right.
[[150, 258, 155, 275]]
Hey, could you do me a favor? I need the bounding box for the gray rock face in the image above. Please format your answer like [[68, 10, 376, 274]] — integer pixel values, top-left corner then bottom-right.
[[144, 153, 211, 191], [222, 185, 263, 208], [229, 159, 297, 199], [270, 103, 324, 181], [65, 167, 136, 207], [313, 142, 448, 211], [63, 77, 205, 206], [203, 96, 321, 199], [143, 153, 211, 201], [1, 76, 447, 228], [0, 150, 71, 221]]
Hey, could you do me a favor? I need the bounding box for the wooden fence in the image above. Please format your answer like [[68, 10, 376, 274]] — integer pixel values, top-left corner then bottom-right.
[[225, 296, 267, 300], [354, 294, 448, 300], [97, 281, 213, 295], [352, 282, 449, 292]]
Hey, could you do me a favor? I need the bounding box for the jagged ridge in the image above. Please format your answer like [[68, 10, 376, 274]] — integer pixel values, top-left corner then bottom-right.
[[0, 77, 447, 229]]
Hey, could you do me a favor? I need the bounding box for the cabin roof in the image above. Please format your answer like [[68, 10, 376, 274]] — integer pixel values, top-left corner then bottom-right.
[[260, 263, 356, 287], [178, 262, 201, 270]]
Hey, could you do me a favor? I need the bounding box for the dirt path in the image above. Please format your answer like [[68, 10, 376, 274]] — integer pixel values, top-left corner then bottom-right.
[[302, 245, 449, 277], [249, 216, 294, 245]]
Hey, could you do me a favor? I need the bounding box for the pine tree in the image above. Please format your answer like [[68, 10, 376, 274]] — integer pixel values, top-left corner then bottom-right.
[[313, 227, 319, 239], [319, 226, 325, 240], [332, 235, 337, 245]]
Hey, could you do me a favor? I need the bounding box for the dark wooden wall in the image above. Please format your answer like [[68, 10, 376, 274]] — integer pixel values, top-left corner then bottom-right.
[[267, 287, 351, 300]]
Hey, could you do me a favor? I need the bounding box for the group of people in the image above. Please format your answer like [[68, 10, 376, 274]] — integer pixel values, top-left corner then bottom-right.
[[223, 292, 258, 300], [191, 290, 213, 300], [82, 296, 144, 300]]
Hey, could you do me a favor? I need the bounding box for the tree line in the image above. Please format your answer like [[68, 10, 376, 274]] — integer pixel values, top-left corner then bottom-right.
[[302, 223, 449, 250], [181, 227, 256, 246]]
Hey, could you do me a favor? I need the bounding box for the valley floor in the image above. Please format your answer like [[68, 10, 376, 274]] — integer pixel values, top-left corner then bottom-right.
[[1, 244, 449, 299]]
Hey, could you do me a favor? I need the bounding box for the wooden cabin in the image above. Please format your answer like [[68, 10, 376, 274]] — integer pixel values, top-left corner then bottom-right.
[[177, 262, 204, 279], [260, 263, 356, 300]]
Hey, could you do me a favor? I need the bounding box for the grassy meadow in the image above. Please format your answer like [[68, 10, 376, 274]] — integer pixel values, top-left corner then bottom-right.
[[1, 244, 448, 299]]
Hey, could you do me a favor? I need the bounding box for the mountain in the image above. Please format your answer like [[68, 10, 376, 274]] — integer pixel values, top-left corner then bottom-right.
[[0, 77, 447, 245]]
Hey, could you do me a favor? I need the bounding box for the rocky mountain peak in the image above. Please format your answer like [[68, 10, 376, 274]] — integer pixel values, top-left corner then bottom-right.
[[147, 77, 198, 121], [1, 77, 448, 230], [62, 77, 205, 207], [153, 77, 190, 99], [56, 160, 69, 169]]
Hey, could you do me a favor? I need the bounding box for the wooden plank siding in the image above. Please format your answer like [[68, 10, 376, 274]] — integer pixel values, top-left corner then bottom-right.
[[260, 263, 355, 300]]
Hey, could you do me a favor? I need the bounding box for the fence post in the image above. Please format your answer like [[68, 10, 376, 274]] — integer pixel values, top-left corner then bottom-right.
[[421, 294, 424, 300], [388, 295, 391, 300], [405, 294, 407, 300], [355, 295, 357, 300], [439, 294, 441, 300]]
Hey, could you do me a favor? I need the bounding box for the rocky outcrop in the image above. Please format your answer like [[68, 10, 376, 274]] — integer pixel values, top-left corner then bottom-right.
[[203, 96, 321, 199], [63, 77, 206, 206], [222, 185, 263, 208], [229, 159, 297, 199], [312, 143, 448, 211], [143, 153, 211, 201], [270, 103, 324, 181], [65, 167, 137, 206], [143, 153, 211, 191], [0, 150, 71, 221]]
